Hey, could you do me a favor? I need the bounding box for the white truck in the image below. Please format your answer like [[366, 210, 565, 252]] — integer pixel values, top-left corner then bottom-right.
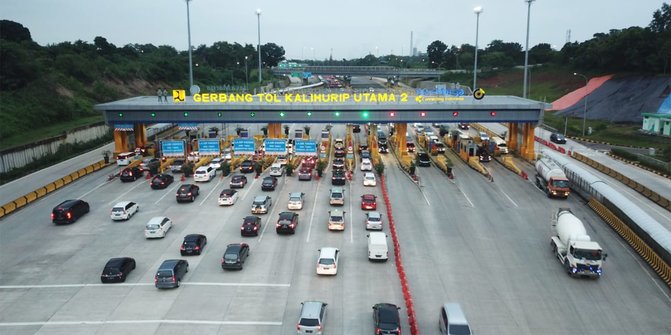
[[535, 157, 570, 198], [551, 208, 606, 278]]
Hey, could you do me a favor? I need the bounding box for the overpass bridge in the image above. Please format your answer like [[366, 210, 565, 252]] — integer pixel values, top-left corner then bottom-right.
[[272, 65, 449, 78], [95, 90, 549, 160]]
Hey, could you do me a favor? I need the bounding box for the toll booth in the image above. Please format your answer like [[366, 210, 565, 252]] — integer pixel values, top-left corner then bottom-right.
[[456, 132, 477, 162]]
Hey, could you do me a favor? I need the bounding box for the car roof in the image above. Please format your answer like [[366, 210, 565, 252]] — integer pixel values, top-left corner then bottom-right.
[[289, 192, 303, 198], [105, 257, 130, 267], [279, 212, 295, 219], [375, 303, 400, 322], [159, 259, 181, 269], [183, 234, 203, 241], [196, 166, 210, 171], [330, 187, 343, 193], [112, 201, 132, 207], [254, 195, 269, 201], [147, 216, 167, 224], [442, 303, 469, 324], [319, 247, 338, 257], [301, 301, 326, 318], [244, 215, 260, 221], [225, 243, 244, 253], [364, 172, 375, 178], [220, 189, 236, 195], [179, 184, 193, 188], [362, 194, 376, 199], [367, 211, 381, 218]]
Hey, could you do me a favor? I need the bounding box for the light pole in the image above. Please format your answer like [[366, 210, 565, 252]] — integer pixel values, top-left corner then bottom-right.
[[522, 0, 535, 99], [244, 56, 249, 90], [574, 72, 588, 136], [185, 0, 194, 90], [256, 8, 262, 84], [473, 6, 483, 91]]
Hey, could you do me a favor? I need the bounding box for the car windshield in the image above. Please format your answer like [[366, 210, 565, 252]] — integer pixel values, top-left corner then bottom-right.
[[299, 318, 319, 327], [253, 201, 264, 205], [332, 193, 342, 198], [330, 216, 343, 221], [290, 196, 301, 201], [152, 179, 163, 184], [147, 224, 159, 229], [365, 175, 375, 180], [319, 258, 334, 265], [574, 248, 602, 261], [232, 176, 242, 181], [552, 180, 570, 188]]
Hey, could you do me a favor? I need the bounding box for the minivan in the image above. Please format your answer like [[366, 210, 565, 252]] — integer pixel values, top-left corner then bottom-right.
[[52, 199, 89, 224], [439, 303, 472, 335], [110, 201, 139, 221], [367, 232, 388, 261], [193, 165, 216, 182], [316, 247, 340, 275], [154, 259, 189, 289], [297, 301, 327, 334]]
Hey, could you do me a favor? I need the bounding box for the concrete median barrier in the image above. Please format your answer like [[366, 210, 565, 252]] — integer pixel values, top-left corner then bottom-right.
[[36, 187, 48, 198], [54, 179, 64, 189], [2, 202, 17, 215], [13, 197, 27, 209], [24, 192, 38, 204]]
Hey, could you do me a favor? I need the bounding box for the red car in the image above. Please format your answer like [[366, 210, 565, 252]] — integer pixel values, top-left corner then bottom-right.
[[361, 194, 377, 210], [301, 156, 316, 170]]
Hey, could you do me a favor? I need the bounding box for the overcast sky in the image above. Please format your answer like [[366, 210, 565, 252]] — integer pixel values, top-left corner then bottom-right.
[[1, 0, 664, 60]]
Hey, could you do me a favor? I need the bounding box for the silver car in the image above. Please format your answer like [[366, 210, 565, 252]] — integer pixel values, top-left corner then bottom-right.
[[366, 211, 383, 230], [297, 301, 327, 334]]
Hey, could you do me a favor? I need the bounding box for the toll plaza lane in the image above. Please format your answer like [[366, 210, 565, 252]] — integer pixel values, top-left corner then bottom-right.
[[0, 124, 408, 334], [383, 144, 671, 334]]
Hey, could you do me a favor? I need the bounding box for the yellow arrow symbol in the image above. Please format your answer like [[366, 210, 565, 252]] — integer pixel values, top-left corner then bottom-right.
[[415, 95, 423, 103]]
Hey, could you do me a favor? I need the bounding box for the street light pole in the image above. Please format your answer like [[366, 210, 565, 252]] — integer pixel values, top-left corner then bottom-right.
[[244, 56, 249, 90], [256, 9, 262, 84], [522, 0, 535, 99], [185, 0, 194, 90], [473, 6, 483, 91], [574, 72, 588, 136]]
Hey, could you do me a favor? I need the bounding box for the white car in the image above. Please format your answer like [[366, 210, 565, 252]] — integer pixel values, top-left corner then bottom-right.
[[328, 209, 345, 231], [110, 201, 139, 221], [360, 158, 373, 171], [144, 216, 172, 239], [210, 157, 225, 169], [187, 151, 200, 163], [363, 172, 377, 186], [218, 189, 238, 206], [276, 155, 289, 166], [222, 148, 233, 161], [366, 211, 383, 230], [288, 192, 305, 210], [193, 165, 216, 182], [316, 247, 340, 275], [479, 132, 490, 142], [269, 163, 284, 177]]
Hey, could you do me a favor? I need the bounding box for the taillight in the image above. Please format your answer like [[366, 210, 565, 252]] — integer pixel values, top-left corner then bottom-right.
[[253, 226, 258, 230], [221, 258, 225, 264], [317, 325, 322, 331], [297, 324, 300, 330], [275, 224, 281, 228], [154, 276, 158, 283], [240, 226, 244, 230], [376, 328, 381, 335], [51, 213, 54, 220], [66, 212, 72, 219], [187, 192, 192, 196], [129, 172, 133, 176], [180, 245, 185, 250], [172, 275, 176, 282], [195, 246, 200, 250], [289, 224, 295, 228]]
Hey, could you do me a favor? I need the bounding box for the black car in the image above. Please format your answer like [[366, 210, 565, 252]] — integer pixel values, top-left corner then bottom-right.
[[241, 215, 262, 236], [230, 174, 248, 188], [240, 160, 255, 173], [176, 184, 200, 202], [550, 132, 567, 144], [120, 166, 144, 182], [334, 148, 345, 158], [276, 211, 299, 234], [458, 123, 469, 130], [378, 144, 389, 153], [221, 243, 250, 270], [417, 152, 431, 167], [100, 257, 136, 283], [331, 170, 346, 185], [353, 125, 361, 133], [477, 147, 492, 162], [332, 158, 345, 170], [52, 199, 89, 224], [261, 176, 278, 191], [155, 259, 189, 289], [180, 234, 207, 256], [358, 144, 369, 153], [360, 150, 371, 161], [151, 174, 174, 189], [373, 303, 401, 335]]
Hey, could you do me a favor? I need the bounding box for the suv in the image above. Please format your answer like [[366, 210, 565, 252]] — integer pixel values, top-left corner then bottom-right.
[[193, 165, 216, 182], [120, 166, 144, 182], [251, 195, 272, 214], [154, 259, 189, 289], [329, 187, 344, 206], [110, 201, 139, 221], [150, 174, 174, 189], [221, 243, 250, 270], [100, 257, 136, 283], [331, 170, 346, 185], [176, 184, 200, 202], [297, 301, 327, 334], [52, 199, 89, 224], [261, 176, 278, 191], [229, 174, 248, 188], [239, 160, 255, 173], [373, 303, 401, 335], [276, 211, 299, 234], [550, 132, 567, 144]]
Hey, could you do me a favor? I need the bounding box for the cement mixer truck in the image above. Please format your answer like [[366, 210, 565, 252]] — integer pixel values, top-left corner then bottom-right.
[[551, 208, 606, 278], [535, 157, 570, 198]]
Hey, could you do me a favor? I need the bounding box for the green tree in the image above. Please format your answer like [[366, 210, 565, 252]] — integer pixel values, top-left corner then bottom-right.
[[0, 20, 32, 42], [427, 40, 447, 68], [261, 42, 286, 67]]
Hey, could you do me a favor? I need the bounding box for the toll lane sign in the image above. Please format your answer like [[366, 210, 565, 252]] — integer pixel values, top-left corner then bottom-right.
[[161, 140, 186, 157], [198, 139, 220, 156], [264, 139, 287, 155], [294, 140, 317, 156], [233, 138, 255, 154]]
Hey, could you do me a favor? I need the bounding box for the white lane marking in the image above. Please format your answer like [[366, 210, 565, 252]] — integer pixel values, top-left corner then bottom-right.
[[305, 173, 323, 243], [109, 179, 148, 205], [456, 185, 474, 208], [199, 178, 223, 206], [0, 320, 282, 327], [0, 282, 290, 289], [500, 188, 519, 208], [154, 182, 181, 204], [257, 202, 277, 244]]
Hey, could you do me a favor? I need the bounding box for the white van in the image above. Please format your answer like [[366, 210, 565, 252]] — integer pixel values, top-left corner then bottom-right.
[[116, 152, 136, 166], [269, 163, 284, 177], [439, 303, 472, 335], [491, 136, 509, 154], [316, 247, 340, 275], [367, 232, 388, 261], [193, 165, 216, 182]]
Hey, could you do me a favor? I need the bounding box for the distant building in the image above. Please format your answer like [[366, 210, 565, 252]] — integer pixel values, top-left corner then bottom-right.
[[641, 92, 671, 136]]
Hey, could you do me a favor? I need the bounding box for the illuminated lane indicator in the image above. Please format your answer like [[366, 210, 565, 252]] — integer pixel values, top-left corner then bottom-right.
[[173, 90, 186, 102], [473, 88, 486, 100]]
